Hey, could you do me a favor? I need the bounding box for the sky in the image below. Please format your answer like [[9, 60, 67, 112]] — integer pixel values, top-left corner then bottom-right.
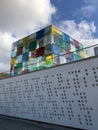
[[0, 0, 98, 72]]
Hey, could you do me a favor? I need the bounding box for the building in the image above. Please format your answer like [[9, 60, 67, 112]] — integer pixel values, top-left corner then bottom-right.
[[0, 25, 98, 130], [10, 25, 89, 76]]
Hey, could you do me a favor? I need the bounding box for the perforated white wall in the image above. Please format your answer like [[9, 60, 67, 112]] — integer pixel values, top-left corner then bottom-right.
[[0, 57, 98, 130]]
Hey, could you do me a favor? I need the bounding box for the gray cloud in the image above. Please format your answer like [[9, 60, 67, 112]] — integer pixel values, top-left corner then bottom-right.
[[0, 32, 17, 72], [0, 0, 56, 72], [0, 0, 56, 34]]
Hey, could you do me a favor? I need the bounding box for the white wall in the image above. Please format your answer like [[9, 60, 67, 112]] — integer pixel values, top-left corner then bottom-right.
[[0, 57, 98, 130]]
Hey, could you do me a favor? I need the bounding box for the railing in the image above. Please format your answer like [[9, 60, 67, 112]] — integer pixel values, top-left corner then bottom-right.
[[0, 71, 10, 80], [0, 44, 98, 80]]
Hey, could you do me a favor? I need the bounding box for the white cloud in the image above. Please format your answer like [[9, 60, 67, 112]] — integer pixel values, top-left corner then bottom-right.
[[59, 20, 98, 56], [74, 0, 98, 18], [78, 20, 96, 38], [0, 32, 17, 72], [83, 0, 98, 4], [59, 20, 96, 39], [81, 5, 97, 17], [0, 0, 56, 72], [0, 0, 56, 34], [59, 20, 98, 47]]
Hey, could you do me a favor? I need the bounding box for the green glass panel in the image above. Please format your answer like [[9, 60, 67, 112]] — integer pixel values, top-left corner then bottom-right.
[[16, 63, 22, 68], [45, 60, 53, 67], [74, 54, 81, 60], [58, 38, 66, 49], [29, 41, 37, 51], [44, 25, 52, 36]]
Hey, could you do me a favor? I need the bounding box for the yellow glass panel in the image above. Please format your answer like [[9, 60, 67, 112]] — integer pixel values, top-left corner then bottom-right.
[[51, 25, 59, 36], [10, 58, 16, 65], [45, 54, 53, 61], [23, 36, 30, 46], [80, 51, 89, 58]]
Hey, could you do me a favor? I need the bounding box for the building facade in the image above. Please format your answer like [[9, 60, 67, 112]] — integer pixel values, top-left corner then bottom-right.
[[10, 25, 88, 76]]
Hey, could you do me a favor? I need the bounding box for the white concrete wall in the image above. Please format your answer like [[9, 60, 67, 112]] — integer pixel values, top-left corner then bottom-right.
[[0, 57, 98, 130]]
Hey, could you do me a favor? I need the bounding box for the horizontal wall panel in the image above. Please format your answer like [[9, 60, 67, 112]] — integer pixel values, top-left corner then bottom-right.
[[0, 57, 98, 130]]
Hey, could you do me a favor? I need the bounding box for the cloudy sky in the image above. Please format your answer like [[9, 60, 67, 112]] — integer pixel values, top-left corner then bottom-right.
[[0, 0, 98, 72]]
